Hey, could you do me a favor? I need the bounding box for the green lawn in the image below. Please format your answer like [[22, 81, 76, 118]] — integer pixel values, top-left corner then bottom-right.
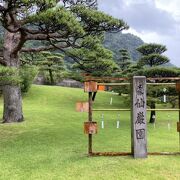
[[0, 85, 179, 180]]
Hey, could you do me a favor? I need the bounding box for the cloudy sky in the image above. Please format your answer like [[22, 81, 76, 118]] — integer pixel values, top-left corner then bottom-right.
[[99, 0, 180, 67]]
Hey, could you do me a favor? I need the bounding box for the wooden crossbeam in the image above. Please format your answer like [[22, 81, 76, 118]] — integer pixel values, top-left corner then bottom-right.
[[97, 83, 176, 86], [90, 152, 180, 156], [93, 109, 180, 111], [85, 77, 180, 82]]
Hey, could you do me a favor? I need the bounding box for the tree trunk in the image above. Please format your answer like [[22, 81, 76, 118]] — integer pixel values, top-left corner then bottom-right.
[[2, 31, 24, 123], [3, 85, 23, 123], [149, 101, 156, 123], [49, 69, 54, 85]]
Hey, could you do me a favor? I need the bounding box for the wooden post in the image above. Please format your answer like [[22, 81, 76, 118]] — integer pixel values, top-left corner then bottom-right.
[[178, 91, 180, 151], [176, 81, 180, 151], [131, 76, 147, 158], [92, 92, 97, 101], [88, 92, 93, 155]]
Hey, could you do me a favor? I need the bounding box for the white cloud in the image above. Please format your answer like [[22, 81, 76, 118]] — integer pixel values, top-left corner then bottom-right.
[[155, 0, 180, 21], [125, 28, 160, 43]]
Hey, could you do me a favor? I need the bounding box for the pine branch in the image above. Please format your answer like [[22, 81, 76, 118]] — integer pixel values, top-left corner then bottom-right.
[[21, 45, 56, 52]]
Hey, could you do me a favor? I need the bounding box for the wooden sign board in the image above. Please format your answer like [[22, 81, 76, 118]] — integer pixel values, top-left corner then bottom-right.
[[76, 102, 89, 112], [84, 81, 97, 92], [84, 122, 97, 134], [98, 85, 105, 91], [177, 122, 180, 132], [176, 82, 180, 92]]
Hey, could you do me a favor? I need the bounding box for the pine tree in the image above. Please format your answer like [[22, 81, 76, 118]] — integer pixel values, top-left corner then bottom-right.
[[37, 52, 64, 85], [137, 43, 169, 67], [118, 49, 132, 71], [0, 1, 128, 123]]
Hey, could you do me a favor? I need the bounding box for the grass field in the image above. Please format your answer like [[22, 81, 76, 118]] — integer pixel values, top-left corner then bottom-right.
[[0, 85, 180, 180]]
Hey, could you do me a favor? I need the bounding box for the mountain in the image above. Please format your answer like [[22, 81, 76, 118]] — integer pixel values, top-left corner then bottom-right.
[[103, 32, 175, 67], [104, 32, 144, 62]]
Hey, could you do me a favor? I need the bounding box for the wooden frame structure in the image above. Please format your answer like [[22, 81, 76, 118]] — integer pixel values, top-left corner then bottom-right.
[[83, 77, 180, 157]]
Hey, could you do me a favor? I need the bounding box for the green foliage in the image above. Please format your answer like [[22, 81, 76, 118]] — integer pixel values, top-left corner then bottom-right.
[[26, 6, 85, 36], [37, 51, 64, 69], [20, 51, 43, 65], [137, 43, 167, 55], [122, 63, 142, 78], [41, 70, 65, 85], [112, 85, 130, 96], [168, 96, 178, 108], [111, 49, 133, 96], [138, 54, 169, 67], [1, 2, 130, 79], [118, 49, 132, 71], [21, 51, 65, 85], [6, 0, 58, 14], [66, 71, 84, 82], [71, 5, 129, 32], [69, 36, 118, 76], [146, 85, 178, 108], [19, 65, 38, 93], [0, 64, 37, 93], [37, 52, 65, 85], [135, 67, 180, 77], [0, 66, 20, 86], [20, 0, 56, 5], [137, 43, 169, 67]]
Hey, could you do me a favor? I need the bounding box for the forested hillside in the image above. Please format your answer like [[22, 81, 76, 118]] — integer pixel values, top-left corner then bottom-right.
[[104, 32, 144, 61]]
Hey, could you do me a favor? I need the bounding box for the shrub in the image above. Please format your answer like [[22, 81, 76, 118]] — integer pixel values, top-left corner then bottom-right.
[[20, 65, 38, 93], [0, 66, 20, 85]]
